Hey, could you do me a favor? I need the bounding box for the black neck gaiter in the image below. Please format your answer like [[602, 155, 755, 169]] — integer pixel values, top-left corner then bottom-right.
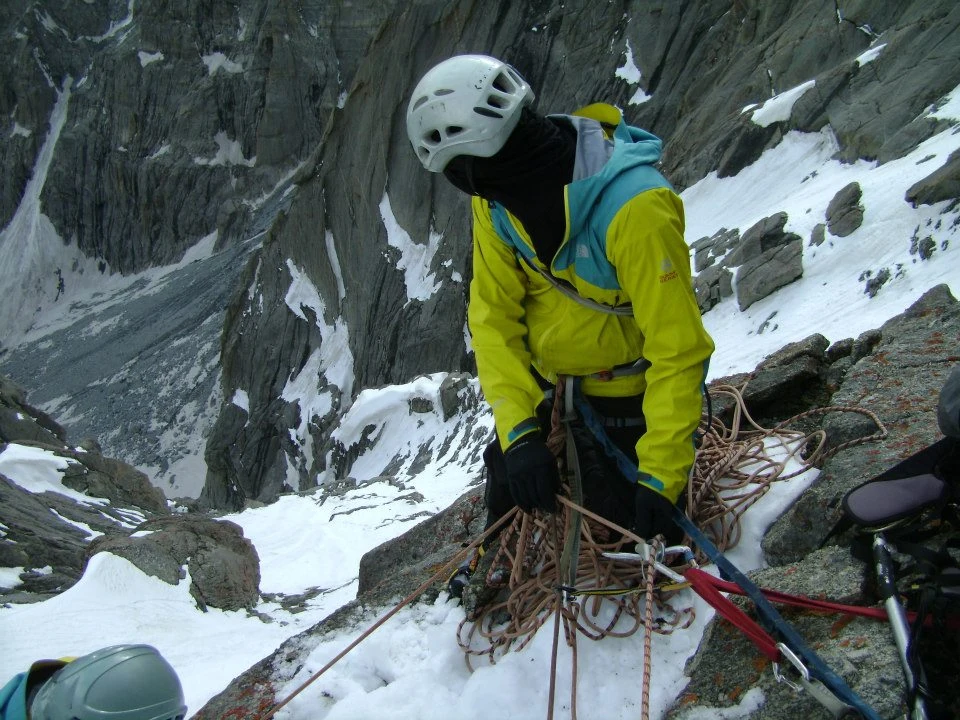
[[444, 108, 576, 262]]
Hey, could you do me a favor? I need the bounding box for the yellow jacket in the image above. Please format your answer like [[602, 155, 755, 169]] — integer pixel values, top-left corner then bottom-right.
[[467, 104, 714, 502]]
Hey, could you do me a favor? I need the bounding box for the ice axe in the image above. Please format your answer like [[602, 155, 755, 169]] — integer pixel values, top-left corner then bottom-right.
[[872, 533, 929, 720]]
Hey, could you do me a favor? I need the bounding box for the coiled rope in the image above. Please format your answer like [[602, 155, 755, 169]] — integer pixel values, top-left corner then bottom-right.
[[687, 384, 886, 560], [455, 381, 887, 719]]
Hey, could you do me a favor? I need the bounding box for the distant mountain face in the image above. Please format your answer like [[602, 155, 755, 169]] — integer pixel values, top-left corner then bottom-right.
[[1, 1, 958, 507]]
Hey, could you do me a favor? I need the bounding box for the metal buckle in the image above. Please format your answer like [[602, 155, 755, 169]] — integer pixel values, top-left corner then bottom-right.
[[600, 544, 693, 585], [773, 643, 856, 718]]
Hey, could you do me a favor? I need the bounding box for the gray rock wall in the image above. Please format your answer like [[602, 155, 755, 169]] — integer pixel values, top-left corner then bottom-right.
[[1, 0, 393, 271]]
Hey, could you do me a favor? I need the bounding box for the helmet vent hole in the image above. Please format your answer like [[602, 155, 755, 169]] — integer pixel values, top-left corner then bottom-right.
[[492, 73, 515, 93], [473, 106, 503, 119], [445, 125, 464, 137], [434, 88, 454, 96], [427, 129, 442, 144], [411, 96, 428, 111]]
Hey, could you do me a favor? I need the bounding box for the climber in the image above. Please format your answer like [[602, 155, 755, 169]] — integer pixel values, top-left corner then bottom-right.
[[0, 644, 187, 720], [406, 55, 714, 559]]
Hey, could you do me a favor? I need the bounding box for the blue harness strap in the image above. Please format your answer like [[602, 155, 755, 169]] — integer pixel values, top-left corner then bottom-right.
[[563, 372, 880, 716], [673, 507, 882, 720]]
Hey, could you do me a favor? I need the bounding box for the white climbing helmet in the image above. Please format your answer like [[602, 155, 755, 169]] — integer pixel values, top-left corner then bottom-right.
[[406, 54, 535, 172]]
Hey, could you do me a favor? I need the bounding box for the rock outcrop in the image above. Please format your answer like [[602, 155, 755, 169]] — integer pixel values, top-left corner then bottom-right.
[[86, 515, 261, 611], [826, 182, 865, 237], [0, 375, 262, 611]]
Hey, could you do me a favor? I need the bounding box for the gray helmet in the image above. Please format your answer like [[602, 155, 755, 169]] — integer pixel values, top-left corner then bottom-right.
[[30, 645, 186, 720], [406, 54, 535, 172]]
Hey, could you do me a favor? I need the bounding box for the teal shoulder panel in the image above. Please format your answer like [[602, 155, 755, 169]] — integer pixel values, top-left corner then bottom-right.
[[489, 204, 535, 261], [555, 162, 672, 289]]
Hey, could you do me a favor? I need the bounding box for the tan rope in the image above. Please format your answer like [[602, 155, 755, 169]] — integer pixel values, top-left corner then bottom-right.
[[641, 536, 662, 720], [456, 379, 887, 716], [686, 383, 887, 561]]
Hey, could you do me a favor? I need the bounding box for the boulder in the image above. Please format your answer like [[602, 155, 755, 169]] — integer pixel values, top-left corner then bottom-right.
[[86, 515, 261, 611], [60, 452, 170, 515], [694, 263, 735, 314], [809, 222, 826, 247], [692, 227, 740, 273], [732, 213, 796, 263], [736, 238, 804, 311], [905, 148, 960, 207], [826, 182, 865, 237]]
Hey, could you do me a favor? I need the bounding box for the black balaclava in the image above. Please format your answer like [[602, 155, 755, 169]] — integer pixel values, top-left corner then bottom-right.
[[444, 107, 576, 262]]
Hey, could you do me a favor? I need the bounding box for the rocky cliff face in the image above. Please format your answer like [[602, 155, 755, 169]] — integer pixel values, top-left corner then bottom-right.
[[1, 0, 392, 273], [2, 2, 959, 507]]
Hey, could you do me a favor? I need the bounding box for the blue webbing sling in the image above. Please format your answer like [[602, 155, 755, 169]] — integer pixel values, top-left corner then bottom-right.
[[570, 377, 880, 719]]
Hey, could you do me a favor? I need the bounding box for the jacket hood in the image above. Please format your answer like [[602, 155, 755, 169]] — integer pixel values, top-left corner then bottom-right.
[[556, 107, 666, 241]]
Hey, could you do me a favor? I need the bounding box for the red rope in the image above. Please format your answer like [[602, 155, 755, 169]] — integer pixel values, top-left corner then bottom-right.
[[684, 568, 781, 661], [687, 568, 960, 630]]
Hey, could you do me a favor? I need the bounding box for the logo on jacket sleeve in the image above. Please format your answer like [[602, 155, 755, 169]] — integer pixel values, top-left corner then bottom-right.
[[659, 257, 678, 283]]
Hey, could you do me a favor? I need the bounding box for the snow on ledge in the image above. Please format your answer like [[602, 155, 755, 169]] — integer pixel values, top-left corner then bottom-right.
[[615, 39, 652, 106], [855, 43, 886, 67], [743, 80, 816, 127], [138, 50, 164, 67]]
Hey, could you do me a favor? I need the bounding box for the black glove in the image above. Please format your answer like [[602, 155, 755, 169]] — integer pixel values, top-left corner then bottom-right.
[[632, 483, 681, 544], [504, 436, 560, 513]]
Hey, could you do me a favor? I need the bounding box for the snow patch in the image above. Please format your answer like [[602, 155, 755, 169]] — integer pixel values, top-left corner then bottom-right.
[[0, 444, 107, 507], [745, 79, 816, 127], [855, 43, 886, 67], [282, 259, 355, 435], [325, 229, 347, 303], [615, 39, 652, 105], [193, 131, 255, 167], [927, 81, 960, 121], [138, 50, 164, 67], [231, 389, 250, 412], [378, 191, 442, 304], [202, 52, 243, 75]]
